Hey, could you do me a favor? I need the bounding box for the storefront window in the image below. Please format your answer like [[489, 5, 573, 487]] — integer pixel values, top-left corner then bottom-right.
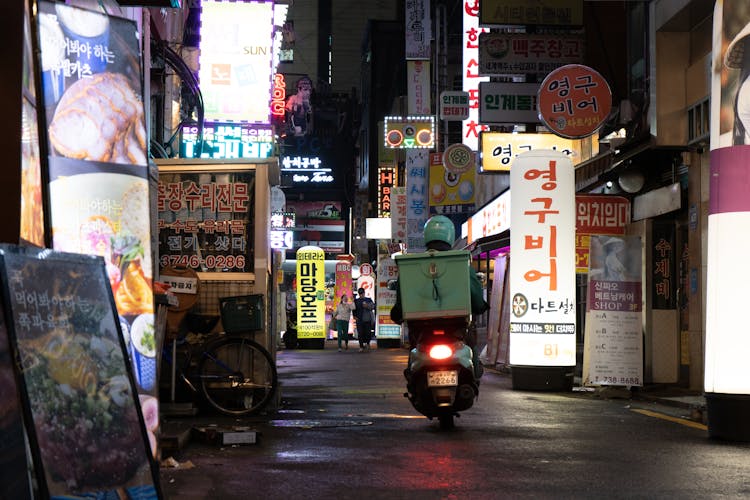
[[158, 171, 256, 273]]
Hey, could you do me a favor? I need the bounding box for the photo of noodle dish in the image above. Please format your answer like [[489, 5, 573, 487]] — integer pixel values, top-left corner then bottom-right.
[[20, 300, 151, 493]]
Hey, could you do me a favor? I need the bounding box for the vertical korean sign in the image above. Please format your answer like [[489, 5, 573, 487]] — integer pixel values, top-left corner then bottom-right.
[[37, 1, 160, 458], [582, 235, 643, 387], [406, 149, 429, 252], [509, 150, 576, 367], [376, 242, 401, 341], [462, 0, 489, 151], [296, 246, 326, 340]]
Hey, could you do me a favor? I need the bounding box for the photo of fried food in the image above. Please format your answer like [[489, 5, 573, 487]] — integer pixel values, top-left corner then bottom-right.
[[48, 72, 146, 165]]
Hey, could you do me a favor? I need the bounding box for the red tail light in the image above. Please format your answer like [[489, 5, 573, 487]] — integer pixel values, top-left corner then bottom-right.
[[429, 344, 453, 360]]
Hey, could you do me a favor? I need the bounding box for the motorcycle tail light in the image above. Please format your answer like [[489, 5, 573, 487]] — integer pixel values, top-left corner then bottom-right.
[[429, 344, 453, 360], [433, 329, 445, 335]]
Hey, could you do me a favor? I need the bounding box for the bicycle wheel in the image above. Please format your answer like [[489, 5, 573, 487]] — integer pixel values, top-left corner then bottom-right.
[[197, 336, 278, 416]]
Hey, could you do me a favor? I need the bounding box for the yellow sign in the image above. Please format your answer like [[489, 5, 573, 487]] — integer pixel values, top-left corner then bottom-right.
[[296, 246, 326, 339], [479, 132, 582, 172]]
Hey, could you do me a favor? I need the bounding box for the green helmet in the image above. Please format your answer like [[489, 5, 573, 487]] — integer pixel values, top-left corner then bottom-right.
[[423, 215, 455, 246]]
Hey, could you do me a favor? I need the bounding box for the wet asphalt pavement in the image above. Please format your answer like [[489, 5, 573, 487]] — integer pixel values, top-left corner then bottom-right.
[[158, 341, 749, 499]]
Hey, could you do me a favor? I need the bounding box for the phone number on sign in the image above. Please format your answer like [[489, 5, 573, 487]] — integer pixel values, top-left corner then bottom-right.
[[160, 254, 247, 270]]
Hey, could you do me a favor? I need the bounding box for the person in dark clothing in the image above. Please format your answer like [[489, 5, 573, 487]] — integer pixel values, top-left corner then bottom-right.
[[390, 215, 488, 377], [353, 287, 375, 352]]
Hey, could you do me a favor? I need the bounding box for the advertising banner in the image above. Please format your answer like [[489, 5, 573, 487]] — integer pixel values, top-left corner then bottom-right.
[[428, 154, 475, 213], [509, 150, 576, 367], [582, 235, 643, 387], [538, 64, 612, 139], [462, 0, 490, 151], [407, 61, 432, 115], [37, 1, 159, 459], [286, 201, 345, 254], [405, 149, 429, 252], [479, 132, 581, 172], [198, 0, 274, 123], [479, 82, 540, 125], [405, 0, 431, 60], [575, 195, 630, 273], [157, 170, 255, 273], [334, 260, 354, 335], [376, 246, 401, 341], [479, 0, 583, 27], [296, 246, 326, 340], [478, 32, 584, 77], [0, 246, 161, 498], [391, 186, 408, 242]]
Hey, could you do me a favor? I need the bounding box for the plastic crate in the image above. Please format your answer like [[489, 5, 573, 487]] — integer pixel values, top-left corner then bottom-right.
[[395, 250, 471, 320], [219, 294, 264, 334]]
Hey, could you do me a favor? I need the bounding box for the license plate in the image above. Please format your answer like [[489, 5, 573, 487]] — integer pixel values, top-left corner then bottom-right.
[[427, 370, 458, 387]]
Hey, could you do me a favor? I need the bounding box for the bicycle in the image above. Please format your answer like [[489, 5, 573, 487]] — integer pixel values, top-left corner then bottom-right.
[[161, 313, 278, 416]]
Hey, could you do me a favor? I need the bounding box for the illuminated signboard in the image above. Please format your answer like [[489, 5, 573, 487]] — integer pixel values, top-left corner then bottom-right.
[[509, 150, 576, 369], [270, 230, 294, 249], [296, 246, 326, 339], [479, 132, 581, 172], [271, 211, 296, 228], [199, 0, 274, 123], [378, 167, 395, 217], [281, 155, 333, 184], [383, 116, 435, 149], [462, 0, 490, 151], [180, 122, 273, 159], [479, 82, 540, 124], [270, 211, 295, 249]]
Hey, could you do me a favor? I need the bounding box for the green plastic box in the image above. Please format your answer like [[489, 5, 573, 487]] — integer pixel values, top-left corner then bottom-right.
[[395, 250, 471, 320], [220, 294, 264, 333]]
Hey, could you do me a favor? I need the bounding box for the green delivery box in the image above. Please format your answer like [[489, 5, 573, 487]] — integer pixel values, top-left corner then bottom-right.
[[395, 250, 471, 320]]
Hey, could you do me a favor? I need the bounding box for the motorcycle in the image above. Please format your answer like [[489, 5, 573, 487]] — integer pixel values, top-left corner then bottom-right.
[[403, 316, 479, 429]]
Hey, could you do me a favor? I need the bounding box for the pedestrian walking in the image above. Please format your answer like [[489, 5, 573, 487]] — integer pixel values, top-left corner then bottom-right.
[[354, 287, 375, 352], [334, 294, 355, 351]]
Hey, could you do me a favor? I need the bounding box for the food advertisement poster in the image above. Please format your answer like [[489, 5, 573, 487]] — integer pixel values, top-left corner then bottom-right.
[[38, 1, 160, 459], [428, 155, 476, 212], [0, 246, 161, 498], [157, 170, 255, 273], [582, 235, 643, 387]]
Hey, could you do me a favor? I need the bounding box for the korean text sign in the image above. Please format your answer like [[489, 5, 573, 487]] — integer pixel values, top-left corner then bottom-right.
[[509, 150, 576, 367], [538, 64, 612, 139], [296, 246, 326, 339], [157, 171, 254, 273]]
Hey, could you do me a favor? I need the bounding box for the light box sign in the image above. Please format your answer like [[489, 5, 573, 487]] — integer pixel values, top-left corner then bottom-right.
[[479, 132, 581, 172], [378, 167, 395, 217], [384, 116, 435, 149], [199, 0, 274, 123], [478, 32, 584, 77], [462, 0, 490, 150], [296, 246, 326, 340], [281, 155, 334, 184], [575, 195, 630, 274], [509, 150, 576, 367], [462, 189, 511, 245], [180, 122, 273, 159], [479, 0, 583, 27], [479, 82, 540, 125]]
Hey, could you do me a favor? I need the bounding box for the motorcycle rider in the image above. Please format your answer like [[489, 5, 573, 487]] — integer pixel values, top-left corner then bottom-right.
[[390, 215, 489, 378]]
